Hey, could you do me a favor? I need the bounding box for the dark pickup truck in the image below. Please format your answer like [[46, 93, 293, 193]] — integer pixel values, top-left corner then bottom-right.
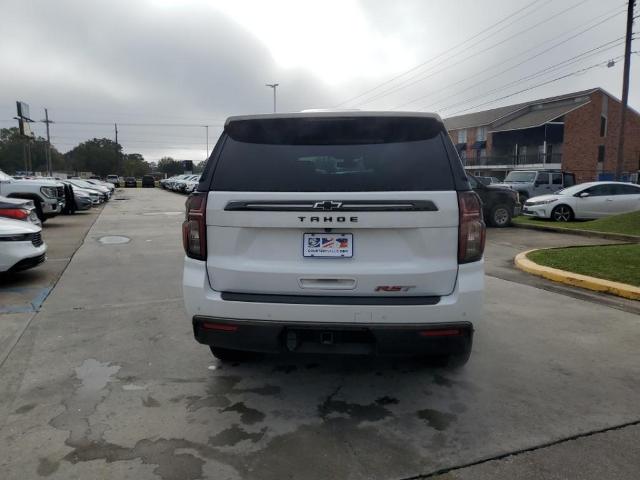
[[468, 174, 520, 227]]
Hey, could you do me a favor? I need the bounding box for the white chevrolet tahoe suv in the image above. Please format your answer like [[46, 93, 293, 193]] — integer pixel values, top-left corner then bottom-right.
[[182, 112, 485, 365]]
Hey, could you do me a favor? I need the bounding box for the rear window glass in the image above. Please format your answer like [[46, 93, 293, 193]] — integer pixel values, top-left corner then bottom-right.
[[211, 117, 454, 192]]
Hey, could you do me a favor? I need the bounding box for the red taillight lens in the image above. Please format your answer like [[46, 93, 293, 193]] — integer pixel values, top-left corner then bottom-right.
[[182, 192, 207, 260], [458, 191, 486, 264], [0, 208, 29, 220], [201, 322, 237, 332]]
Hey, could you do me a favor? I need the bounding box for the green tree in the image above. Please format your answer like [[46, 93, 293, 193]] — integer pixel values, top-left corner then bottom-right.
[[157, 156, 183, 176], [194, 160, 207, 173], [123, 153, 150, 177], [0, 127, 63, 174], [65, 138, 123, 177]]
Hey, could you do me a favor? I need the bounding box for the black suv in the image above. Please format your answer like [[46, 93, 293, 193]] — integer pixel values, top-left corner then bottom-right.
[[468, 174, 520, 227], [142, 175, 155, 188]]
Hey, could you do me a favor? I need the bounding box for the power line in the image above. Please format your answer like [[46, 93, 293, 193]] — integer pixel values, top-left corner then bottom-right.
[[445, 55, 624, 116], [51, 136, 209, 146], [428, 35, 629, 113], [54, 120, 224, 127], [392, 4, 626, 110], [351, 0, 590, 108], [334, 0, 550, 107]]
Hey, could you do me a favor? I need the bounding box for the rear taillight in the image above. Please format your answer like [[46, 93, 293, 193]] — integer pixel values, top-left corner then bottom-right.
[[182, 192, 207, 260], [458, 191, 486, 264], [0, 208, 30, 221]]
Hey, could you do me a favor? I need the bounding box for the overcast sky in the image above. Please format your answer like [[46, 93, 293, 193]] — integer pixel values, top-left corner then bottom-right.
[[0, 0, 637, 162]]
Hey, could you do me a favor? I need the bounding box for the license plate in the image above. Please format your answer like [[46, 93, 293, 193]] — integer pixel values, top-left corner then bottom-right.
[[303, 233, 353, 258]]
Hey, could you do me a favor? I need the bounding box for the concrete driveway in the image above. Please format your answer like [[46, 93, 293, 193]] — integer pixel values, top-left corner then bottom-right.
[[1, 188, 638, 480]]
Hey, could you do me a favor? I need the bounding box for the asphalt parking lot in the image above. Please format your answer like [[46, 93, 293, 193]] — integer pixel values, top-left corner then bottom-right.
[[1, 188, 639, 480]]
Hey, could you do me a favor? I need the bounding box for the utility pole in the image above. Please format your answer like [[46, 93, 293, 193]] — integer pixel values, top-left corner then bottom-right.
[[114, 123, 118, 144], [265, 83, 279, 113], [615, 0, 635, 180], [41, 108, 54, 176]]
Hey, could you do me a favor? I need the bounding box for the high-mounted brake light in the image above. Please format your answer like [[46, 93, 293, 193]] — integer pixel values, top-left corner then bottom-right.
[[182, 192, 207, 260], [457, 191, 486, 264], [0, 208, 29, 221]]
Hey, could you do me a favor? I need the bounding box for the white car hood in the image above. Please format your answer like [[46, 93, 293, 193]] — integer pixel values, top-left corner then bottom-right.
[[0, 217, 41, 235], [527, 194, 561, 203]]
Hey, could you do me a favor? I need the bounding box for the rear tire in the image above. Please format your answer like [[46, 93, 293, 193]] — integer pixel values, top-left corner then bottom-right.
[[489, 203, 512, 227], [551, 205, 574, 222], [209, 346, 259, 362], [34, 200, 46, 223], [430, 348, 471, 368]]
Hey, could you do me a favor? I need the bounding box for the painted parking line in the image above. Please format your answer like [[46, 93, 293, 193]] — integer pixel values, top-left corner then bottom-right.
[[0, 287, 53, 314]]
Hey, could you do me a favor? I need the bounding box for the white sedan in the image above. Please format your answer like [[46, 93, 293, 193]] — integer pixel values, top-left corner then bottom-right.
[[522, 181, 640, 221], [0, 217, 47, 272]]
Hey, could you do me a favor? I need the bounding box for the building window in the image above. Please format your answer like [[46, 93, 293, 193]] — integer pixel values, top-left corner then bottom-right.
[[476, 126, 486, 141], [480, 148, 486, 158], [457, 129, 467, 143], [600, 115, 607, 137], [460, 150, 467, 162], [597, 145, 605, 163]]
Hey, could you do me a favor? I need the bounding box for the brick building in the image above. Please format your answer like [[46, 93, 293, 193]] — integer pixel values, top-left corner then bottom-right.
[[443, 88, 640, 183]]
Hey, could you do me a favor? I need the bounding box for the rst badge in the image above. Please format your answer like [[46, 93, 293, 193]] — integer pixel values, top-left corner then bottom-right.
[[375, 285, 416, 292]]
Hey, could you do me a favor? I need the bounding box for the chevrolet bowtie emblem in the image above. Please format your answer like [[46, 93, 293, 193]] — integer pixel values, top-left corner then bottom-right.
[[313, 201, 343, 210]]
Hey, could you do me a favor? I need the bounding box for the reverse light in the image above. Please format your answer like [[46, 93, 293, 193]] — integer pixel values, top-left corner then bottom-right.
[[458, 191, 486, 264], [182, 192, 207, 260]]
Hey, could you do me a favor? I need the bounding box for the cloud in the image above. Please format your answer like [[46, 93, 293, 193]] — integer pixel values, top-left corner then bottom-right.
[[0, 0, 636, 161]]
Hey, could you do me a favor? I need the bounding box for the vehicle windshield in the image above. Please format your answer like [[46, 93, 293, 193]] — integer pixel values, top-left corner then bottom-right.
[[71, 180, 100, 189], [0, 170, 13, 181], [504, 171, 537, 182], [555, 184, 589, 195], [212, 117, 453, 192]]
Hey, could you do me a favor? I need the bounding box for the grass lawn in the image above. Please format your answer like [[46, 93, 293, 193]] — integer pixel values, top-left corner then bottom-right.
[[527, 244, 640, 287], [513, 210, 640, 237]]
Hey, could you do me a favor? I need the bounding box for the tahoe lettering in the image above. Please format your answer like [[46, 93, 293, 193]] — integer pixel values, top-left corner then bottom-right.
[[298, 216, 358, 222]]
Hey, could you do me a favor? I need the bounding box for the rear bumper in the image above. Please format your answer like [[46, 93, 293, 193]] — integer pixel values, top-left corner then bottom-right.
[[183, 258, 483, 355], [193, 316, 472, 355], [0, 241, 47, 272]]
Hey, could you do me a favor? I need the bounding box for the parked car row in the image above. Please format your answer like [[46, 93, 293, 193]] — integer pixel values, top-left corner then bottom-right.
[[123, 175, 156, 188], [0, 175, 116, 273], [160, 174, 200, 193]]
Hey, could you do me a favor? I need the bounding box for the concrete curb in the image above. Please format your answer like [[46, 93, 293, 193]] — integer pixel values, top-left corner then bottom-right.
[[512, 222, 640, 243], [514, 249, 640, 301]]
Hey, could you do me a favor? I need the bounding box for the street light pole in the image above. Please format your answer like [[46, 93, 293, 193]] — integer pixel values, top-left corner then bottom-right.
[[265, 83, 279, 113]]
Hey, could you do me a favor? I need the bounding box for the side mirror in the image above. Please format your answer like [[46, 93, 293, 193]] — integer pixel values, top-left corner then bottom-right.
[[577, 192, 590, 198]]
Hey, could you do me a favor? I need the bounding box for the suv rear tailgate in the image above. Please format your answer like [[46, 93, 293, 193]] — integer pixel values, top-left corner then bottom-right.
[[206, 191, 459, 297]]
